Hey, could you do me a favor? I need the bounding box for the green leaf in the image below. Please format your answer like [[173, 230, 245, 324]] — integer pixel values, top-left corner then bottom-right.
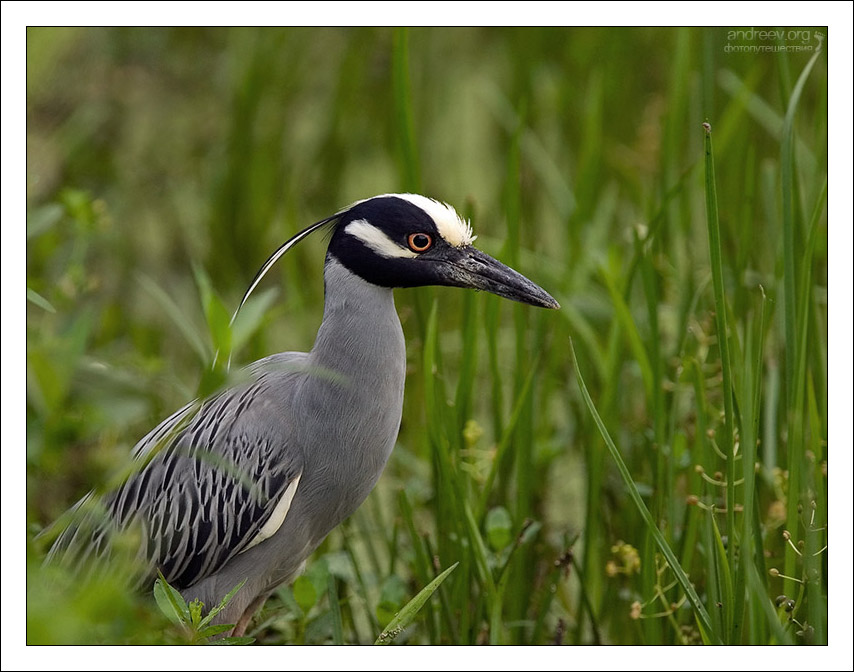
[[59, 187, 96, 229], [208, 636, 255, 645], [198, 577, 247, 628], [197, 623, 235, 639], [375, 562, 458, 645], [27, 310, 92, 414], [26, 202, 64, 239], [292, 575, 317, 613], [188, 599, 204, 627], [137, 273, 209, 363], [207, 294, 233, 358], [193, 262, 232, 360], [485, 506, 513, 551], [26, 288, 56, 313], [153, 573, 190, 625]]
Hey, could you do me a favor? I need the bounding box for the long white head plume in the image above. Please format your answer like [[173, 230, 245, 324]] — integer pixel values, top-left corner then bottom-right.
[[230, 214, 337, 326]]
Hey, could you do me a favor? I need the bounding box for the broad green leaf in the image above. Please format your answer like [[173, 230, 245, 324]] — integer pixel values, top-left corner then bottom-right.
[[153, 573, 190, 625], [485, 506, 512, 551], [197, 623, 235, 639], [292, 575, 317, 612]]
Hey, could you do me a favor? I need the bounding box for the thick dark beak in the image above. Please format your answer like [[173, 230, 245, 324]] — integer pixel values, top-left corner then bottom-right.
[[436, 246, 560, 309]]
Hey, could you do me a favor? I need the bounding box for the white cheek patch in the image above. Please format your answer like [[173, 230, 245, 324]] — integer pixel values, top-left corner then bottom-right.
[[345, 219, 418, 258]]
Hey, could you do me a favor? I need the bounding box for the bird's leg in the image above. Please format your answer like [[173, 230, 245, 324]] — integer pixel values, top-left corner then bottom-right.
[[231, 593, 270, 638]]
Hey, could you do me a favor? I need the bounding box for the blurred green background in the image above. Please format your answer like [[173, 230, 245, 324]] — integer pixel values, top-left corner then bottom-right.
[[26, 27, 827, 645]]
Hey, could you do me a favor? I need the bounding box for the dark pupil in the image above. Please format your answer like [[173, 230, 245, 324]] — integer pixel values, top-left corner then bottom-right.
[[413, 234, 429, 248]]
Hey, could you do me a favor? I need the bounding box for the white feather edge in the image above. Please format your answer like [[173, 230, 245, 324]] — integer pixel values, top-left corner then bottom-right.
[[241, 472, 302, 553]]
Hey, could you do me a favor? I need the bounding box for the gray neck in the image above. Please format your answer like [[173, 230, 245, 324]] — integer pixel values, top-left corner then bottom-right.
[[310, 256, 405, 383], [298, 256, 406, 529]]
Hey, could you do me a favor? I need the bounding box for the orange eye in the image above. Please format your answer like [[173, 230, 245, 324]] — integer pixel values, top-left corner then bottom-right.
[[407, 233, 433, 252]]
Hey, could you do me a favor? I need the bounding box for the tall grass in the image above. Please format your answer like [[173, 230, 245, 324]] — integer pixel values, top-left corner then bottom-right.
[[26, 27, 827, 644]]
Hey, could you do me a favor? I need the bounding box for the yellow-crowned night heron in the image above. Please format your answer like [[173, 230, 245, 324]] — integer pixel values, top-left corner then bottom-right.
[[48, 193, 559, 636]]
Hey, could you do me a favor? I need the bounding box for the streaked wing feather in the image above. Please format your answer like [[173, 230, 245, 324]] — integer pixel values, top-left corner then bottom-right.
[[49, 356, 305, 589]]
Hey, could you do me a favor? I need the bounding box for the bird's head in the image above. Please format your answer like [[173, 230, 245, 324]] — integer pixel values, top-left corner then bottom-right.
[[326, 194, 559, 309], [235, 193, 559, 320]]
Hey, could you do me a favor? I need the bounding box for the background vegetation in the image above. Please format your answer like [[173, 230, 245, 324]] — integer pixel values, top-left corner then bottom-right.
[[26, 27, 828, 645]]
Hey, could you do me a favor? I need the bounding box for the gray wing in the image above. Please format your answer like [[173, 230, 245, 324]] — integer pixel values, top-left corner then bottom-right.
[[49, 354, 305, 590]]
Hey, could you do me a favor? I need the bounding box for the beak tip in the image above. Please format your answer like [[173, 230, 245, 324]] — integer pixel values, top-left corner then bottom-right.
[[529, 289, 559, 310], [518, 294, 559, 310]]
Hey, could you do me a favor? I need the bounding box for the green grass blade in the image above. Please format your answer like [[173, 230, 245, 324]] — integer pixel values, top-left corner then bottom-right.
[[454, 291, 479, 431], [477, 360, 538, 519], [702, 122, 737, 610], [748, 560, 794, 645], [599, 264, 654, 400], [137, 273, 210, 364], [26, 288, 57, 313], [463, 501, 497, 598], [733, 286, 768, 643], [397, 490, 443, 642], [569, 337, 720, 644], [709, 510, 733, 638], [374, 562, 458, 645], [327, 573, 345, 645], [781, 50, 821, 591], [804, 375, 827, 644]]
